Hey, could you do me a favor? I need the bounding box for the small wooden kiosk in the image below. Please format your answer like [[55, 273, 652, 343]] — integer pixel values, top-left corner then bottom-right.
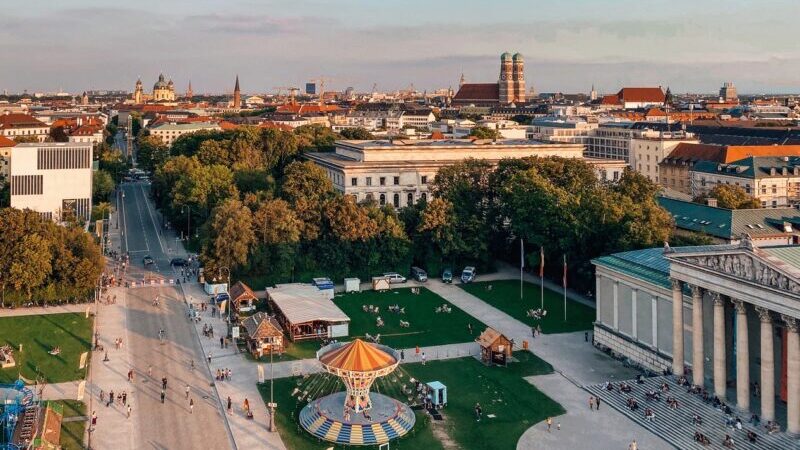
[[241, 312, 285, 357], [229, 281, 259, 312], [476, 327, 513, 366]]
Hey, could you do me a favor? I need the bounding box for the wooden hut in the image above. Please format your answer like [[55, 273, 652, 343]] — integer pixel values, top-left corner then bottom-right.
[[476, 327, 513, 366], [267, 283, 350, 341], [229, 281, 259, 312], [241, 312, 285, 357]]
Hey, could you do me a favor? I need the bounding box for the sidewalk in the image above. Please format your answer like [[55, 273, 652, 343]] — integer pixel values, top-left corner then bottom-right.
[[0, 303, 89, 318]]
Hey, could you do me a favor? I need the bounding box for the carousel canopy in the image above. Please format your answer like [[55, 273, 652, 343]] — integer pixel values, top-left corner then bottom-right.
[[320, 339, 397, 372]]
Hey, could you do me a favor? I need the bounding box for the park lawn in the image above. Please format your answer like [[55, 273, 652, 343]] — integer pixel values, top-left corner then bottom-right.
[[332, 287, 488, 349], [461, 280, 595, 334], [246, 340, 319, 363], [56, 400, 87, 450], [0, 313, 93, 383], [402, 351, 563, 450], [257, 379, 443, 450]]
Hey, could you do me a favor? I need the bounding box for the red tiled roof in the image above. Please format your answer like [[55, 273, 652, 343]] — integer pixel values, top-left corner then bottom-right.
[[664, 143, 800, 164], [70, 125, 104, 136], [453, 83, 500, 102], [645, 108, 667, 117], [218, 120, 238, 131], [600, 94, 621, 106], [0, 113, 46, 129], [429, 131, 445, 139], [617, 87, 665, 103], [664, 143, 726, 163], [0, 135, 17, 147], [275, 103, 342, 115], [259, 121, 293, 132]]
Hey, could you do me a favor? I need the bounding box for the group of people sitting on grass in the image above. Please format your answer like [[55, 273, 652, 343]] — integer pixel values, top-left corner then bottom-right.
[[434, 304, 452, 314], [525, 308, 548, 319], [363, 305, 381, 314], [364, 333, 381, 343], [48, 346, 61, 356], [387, 304, 406, 314]]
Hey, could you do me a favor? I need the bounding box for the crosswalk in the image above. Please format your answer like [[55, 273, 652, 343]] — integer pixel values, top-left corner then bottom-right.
[[584, 375, 799, 450]]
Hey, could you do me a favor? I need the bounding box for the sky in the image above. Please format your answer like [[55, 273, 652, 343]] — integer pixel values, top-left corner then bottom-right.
[[2, 0, 799, 95]]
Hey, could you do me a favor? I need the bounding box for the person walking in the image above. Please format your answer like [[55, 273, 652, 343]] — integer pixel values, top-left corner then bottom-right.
[[474, 403, 482, 421], [162, 377, 168, 390], [100, 390, 105, 403], [91, 411, 97, 430], [220, 336, 224, 349], [400, 349, 405, 361], [126, 404, 132, 419], [546, 417, 552, 432], [421, 352, 427, 365], [207, 353, 212, 364], [189, 398, 194, 414], [243, 398, 250, 413], [148, 365, 152, 377], [589, 395, 594, 411], [227, 396, 232, 415], [628, 440, 638, 450], [596, 396, 601, 410], [185, 385, 191, 399], [122, 391, 127, 406], [415, 345, 420, 358], [160, 389, 166, 404]]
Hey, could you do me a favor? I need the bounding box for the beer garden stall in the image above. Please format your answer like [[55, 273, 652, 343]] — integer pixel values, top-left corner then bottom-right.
[[267, 283, 350, 341]]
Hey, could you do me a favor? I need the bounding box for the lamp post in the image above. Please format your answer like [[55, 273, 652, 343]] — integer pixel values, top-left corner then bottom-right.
[[268, 346, 277, 432], [216, 266, 231, 325]]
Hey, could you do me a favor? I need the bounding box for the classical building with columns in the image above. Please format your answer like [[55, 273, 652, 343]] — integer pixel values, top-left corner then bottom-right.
[[593, 239, 800, 432]]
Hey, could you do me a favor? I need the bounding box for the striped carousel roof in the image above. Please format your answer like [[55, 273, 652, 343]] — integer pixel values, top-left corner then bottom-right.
[[319, 339, 397, 372]]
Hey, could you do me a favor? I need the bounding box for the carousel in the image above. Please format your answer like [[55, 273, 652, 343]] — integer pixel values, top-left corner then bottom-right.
[[299, 339, 415, 446]]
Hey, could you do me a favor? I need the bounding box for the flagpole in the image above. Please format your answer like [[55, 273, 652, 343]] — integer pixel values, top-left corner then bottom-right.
[[539, 247, 544, 310], [520, 239, 524, 301], [563, 255, 567, 322]]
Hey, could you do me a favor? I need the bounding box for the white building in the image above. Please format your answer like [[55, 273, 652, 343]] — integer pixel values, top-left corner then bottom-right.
[[0, 113, 49, 142], [10, 142, 93, 222], [149, 122, 222, 146], [629, 129, 698, 183], [305, 139, 586, 207]]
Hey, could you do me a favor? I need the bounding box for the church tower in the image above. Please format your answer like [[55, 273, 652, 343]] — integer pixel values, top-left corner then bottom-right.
[[512, 53, 526, 104], [590, 84, 597, 101], [233, 75, 241, 109], [134, 78, 143, 104], [499, 52, 514, 104], [81, 91, 89, 105], [186, 80, 194, 100]]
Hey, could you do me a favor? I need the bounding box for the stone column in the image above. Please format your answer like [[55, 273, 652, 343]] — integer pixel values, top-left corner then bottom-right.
[[613, 281, 619, 330], [784, 315, 800, 434], [756, 307, 775, 422], [733, 299, 749, 412], [631, 288, 638, 339], [712, 293, 726, 398], [671, 279, 684, 375], [691, 285, 704, 386], [652, 296, 659, 348]]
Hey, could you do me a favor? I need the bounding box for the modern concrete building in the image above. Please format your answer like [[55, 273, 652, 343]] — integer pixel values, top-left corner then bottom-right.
[[305, 139, 585, 207], [9, 142, 93, 222], [593, 240, 800, 432]]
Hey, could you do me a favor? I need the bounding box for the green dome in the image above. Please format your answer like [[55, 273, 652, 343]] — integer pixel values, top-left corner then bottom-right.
[[501, 52, 512, 60], [513, 53, 523, 61]]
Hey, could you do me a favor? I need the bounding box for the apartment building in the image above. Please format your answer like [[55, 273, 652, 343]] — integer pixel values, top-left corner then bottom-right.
[[691, 156, 800, 208]]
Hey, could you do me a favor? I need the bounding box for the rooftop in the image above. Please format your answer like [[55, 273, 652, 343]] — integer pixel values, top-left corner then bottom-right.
[[692, 156, 800, 178], [266, 283, 350, 325], [453, 83, 500, 102], [319, 339, 397, 372]]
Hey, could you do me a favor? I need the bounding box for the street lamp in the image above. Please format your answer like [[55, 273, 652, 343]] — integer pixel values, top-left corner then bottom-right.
[[215, 266, 232, 325], [268, 346, 277, 432]]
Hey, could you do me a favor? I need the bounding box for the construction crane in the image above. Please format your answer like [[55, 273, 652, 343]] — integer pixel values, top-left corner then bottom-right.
[[308, 77, 333, 106], [273, 86, 299, 104]]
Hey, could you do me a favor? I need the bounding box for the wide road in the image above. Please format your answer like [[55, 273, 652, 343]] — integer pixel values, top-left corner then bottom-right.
[[119, 181, 233, 450]]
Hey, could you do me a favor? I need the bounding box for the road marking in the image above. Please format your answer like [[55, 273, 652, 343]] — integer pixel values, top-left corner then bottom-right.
[[140, 184, 168, 254], [120, 188, 130, 252], [130, 186, 151, 253]]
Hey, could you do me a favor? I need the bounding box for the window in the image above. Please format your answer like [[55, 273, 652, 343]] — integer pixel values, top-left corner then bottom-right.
[[351, 177, 358, 186], [379, 194, 386, 205], [407, 193, 413, 206], [366, 177, 372, 186], [379, 177, 386, 186], [772, 184, 777, 194], [772, 200, 778, 208], [421, 176, 428, 184], [421, 193, 427, 202], [393, 176, 400, 185], [393, 193, 400, 207]]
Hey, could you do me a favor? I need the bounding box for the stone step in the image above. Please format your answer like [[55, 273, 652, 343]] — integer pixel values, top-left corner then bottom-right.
[[584, 375, 800, 450]]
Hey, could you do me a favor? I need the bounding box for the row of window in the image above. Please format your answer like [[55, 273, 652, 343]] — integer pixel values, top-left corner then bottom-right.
[[11, 175, 43, 195], [362, 192, 428, 207], [37, 147, 91, 170], [351, 175, 427, 187]]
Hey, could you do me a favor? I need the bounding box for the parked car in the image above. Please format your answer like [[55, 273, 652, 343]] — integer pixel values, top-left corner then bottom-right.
[[170, 258, 188, 266], [383, 272, 407, 284], [442, 268, 453, 283], [213, 292, 230, 304], [410, 266, 428, 282], [312, 277, 335, 290], [142, 255, 155, 266], [460, 266, 476, 283]]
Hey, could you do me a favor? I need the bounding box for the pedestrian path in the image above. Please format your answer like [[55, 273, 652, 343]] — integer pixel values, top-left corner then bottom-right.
[[584, 375, 799, 450], [0, 303, 88, 318]]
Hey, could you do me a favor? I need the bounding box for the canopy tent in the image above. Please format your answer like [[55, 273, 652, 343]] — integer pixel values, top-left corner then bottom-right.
[[319, 339, 397, 372]]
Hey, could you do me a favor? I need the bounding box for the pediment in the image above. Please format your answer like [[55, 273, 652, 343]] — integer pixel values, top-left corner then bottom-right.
[[668, 247, 800, 296]]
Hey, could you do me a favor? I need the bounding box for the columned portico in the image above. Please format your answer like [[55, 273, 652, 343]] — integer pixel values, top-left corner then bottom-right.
[[784, 315, 800, 434], [712, 293, 726, 398], [756, 306, 775, 422], [691, 285, 704, 386], [671, 279, 684, 376], [733, 299, 750, 412]]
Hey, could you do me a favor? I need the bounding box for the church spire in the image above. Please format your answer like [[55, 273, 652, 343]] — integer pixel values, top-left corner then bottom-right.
[[233, 75, 241, 109]]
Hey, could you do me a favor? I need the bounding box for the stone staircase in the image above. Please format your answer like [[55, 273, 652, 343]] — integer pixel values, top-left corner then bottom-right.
[[584, 375, 800, 450]]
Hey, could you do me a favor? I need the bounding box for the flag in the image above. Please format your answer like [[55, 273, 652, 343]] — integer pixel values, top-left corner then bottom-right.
[[539, 247, 545, 277], [562, 255, 567, 288]]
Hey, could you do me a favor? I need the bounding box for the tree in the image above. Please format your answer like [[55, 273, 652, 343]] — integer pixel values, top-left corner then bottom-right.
[[253, 199, 302, 245], [136, 135, 170, 173], [49, 126, 69, 142], [697, 184, 761, 209], [9, 234, 52, 299], [294, 124, 339, 152], [469, 126, 502, 140], [339, 127, 375, 140], [93, 170, 115, 202], [322, 196, 378, 242], [204, 199, 255, 272], [261, 128, 300, 175], [280, 161, 334, 239], [12, 135, 39, 144], [171, 129, 227, 158]]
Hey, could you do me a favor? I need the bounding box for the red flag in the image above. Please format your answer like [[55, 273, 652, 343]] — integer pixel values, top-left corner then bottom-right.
[[562, 255, 567, 288], [539, 247, 545, 277]]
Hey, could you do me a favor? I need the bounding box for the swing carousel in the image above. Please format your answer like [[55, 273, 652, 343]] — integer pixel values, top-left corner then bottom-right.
[[299, 339, 415, 446]]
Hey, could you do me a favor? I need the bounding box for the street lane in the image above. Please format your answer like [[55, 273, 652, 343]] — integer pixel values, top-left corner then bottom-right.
[[118, 181, 233, 450]]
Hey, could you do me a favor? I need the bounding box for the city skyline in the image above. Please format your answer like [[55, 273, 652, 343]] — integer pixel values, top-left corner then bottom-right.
[[2, 0, 800, 94]]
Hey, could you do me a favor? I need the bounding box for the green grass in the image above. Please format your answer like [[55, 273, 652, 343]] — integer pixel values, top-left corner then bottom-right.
[[460, 280, 595, 334], [0, 313, 93, 383], [402, 351, 562, 450], [258, 351, 561, 450], [331, 287, 488, 349], [258, 378, 443, 450], [57, 400, 87, 450]]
